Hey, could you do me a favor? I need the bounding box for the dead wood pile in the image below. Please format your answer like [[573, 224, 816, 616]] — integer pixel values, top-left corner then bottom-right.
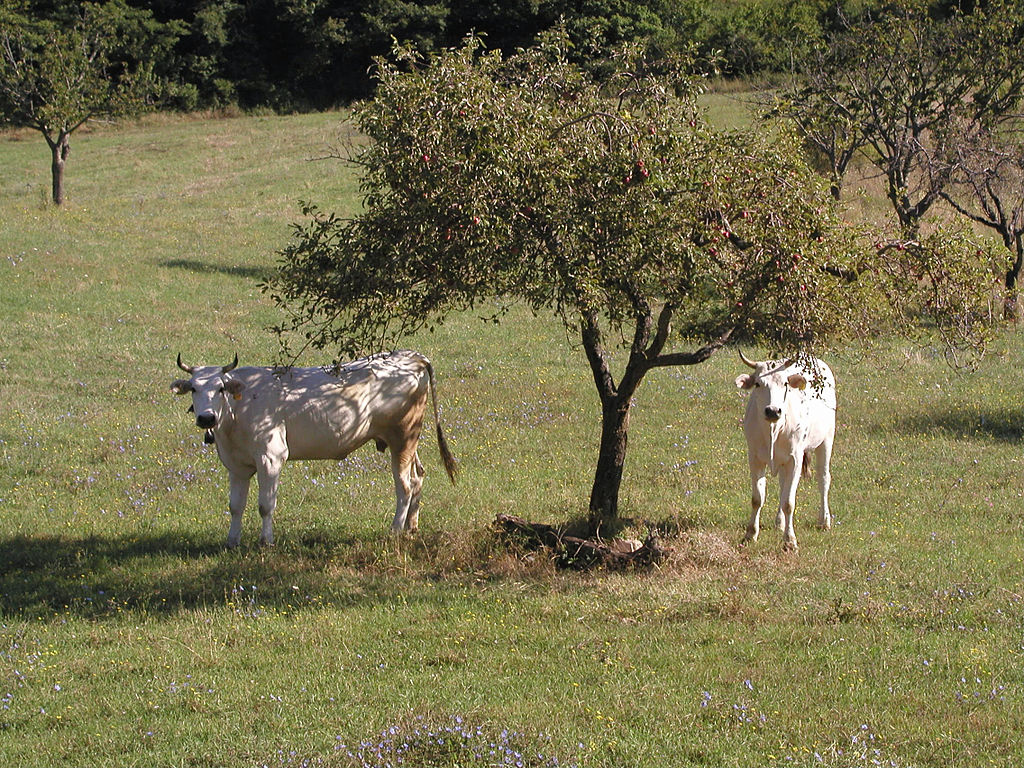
[[494, 513, 672, 570]]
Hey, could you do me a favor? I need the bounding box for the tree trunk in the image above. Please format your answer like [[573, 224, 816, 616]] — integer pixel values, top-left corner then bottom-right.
[[580, 309, 644, 533], [50, 132, 70, 205], [588, 397, 631, 530], [579, 306, 729, 534], [1004, 236, 1024, 321]]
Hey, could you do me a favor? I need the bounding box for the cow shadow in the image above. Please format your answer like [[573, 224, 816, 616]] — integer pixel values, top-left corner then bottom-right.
[[0, 530, 422, 620], [894, 406, 1023, 444], [160, 258, 272, 282]]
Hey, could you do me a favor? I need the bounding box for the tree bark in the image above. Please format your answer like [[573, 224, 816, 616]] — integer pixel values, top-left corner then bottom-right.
[[49, 132, 70, 205], [1003, 236, 1024, 320], [580, 305, 732, 533], [580, 309, 643, 533], [588, 397, 631, 529]]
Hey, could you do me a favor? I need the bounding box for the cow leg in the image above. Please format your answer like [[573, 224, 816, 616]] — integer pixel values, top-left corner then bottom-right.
[[403, 451, 426, 532], [389, 444, 420, 533], [227, 470, 253, 548], [816, 439, 833, 530], [256, 457, 284, 547], [778, 461, 800, 553], [743, 461, 768, 544], [776, 454, 805, 531]]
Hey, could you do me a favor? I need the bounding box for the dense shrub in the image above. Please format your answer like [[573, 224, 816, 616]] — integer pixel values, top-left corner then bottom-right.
[[8, 0, 954, 111]]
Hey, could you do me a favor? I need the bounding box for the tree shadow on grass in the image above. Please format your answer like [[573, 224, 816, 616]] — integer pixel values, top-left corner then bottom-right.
[[895, 406, 1023, 444], [0, 530, 423, 621], [160, 258, 272, 282]]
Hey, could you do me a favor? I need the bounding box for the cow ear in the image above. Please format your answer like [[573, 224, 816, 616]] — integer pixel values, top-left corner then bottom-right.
[[735, 374, 755, 390], [788, 373, 807, 390], [171, 379, 193, 395], [224, 378, 245, 398]]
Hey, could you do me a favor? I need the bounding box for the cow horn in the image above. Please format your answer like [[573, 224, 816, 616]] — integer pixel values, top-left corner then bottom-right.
[[222, 353, 238, 373], [738, 349, 758, 369], [177, 353, 194, 374]]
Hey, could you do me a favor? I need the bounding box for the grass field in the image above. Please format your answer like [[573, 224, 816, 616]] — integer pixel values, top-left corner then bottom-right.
[[2, 110, 1023, 767]]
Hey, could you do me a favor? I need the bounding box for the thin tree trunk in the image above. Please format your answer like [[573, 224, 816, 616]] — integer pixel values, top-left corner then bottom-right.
[[580, 304, 731, 533], [588, 397, 631, 529], [581, 306, 656, 532], [1004, 236, 1024, 320], [580, 309, 640, 532], [49, 132, 69, 205]]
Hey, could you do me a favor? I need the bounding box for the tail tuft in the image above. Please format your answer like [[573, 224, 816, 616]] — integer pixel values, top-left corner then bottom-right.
[[436, 424, 458, 484], [427, 360, 458, 484], [802, 450, 813, 479]]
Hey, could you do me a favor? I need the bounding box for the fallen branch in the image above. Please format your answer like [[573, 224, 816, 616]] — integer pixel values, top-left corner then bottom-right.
[[493, 513, 672, 570]]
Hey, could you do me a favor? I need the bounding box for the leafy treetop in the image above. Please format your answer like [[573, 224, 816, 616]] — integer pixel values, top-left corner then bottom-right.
[[267, 31, 881, 524], [271, 34, 874, 360]]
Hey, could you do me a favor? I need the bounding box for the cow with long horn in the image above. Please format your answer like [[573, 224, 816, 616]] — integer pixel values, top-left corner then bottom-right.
[[171, 350, 457, 546], [734, 350, 836, 553], [177, 353, 237, 376]]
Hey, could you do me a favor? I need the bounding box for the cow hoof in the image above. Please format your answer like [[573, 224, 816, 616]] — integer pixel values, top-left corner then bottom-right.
[[782, 540, 799, 554]]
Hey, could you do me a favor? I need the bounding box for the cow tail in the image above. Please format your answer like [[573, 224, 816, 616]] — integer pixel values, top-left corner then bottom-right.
[[802, 450, 813, 479], [426, 361, 458, 484]]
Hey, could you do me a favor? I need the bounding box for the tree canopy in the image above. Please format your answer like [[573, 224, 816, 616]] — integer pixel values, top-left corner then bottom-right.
[[266, 33, 882, 527], [7, 0, 921, 110]]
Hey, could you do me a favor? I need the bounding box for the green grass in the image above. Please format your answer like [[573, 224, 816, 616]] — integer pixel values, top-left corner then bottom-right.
[[2, 112, 1023, 767]]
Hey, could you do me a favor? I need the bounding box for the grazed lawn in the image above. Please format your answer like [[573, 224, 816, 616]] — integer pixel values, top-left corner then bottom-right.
[[1, 112, 1022, 767]]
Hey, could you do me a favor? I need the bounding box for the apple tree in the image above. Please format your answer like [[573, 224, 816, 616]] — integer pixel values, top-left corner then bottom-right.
[[266, 33, 883, 530]]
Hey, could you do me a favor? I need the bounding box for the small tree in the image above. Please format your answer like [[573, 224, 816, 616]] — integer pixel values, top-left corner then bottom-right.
[[266, 34, 881, 530], [0, 1, 170, 205]]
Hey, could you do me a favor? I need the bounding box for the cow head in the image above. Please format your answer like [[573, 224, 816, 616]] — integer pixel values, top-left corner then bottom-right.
[[734, 350, 806, 424], [171, 353, 244, 430]]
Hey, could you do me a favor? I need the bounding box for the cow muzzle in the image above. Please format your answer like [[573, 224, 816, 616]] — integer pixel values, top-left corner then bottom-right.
[[196, 412, 217, 430], [764, 406, 782, 423]]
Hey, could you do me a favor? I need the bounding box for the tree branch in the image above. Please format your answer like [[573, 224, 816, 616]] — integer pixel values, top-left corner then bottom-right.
[[648, 326, 734, 369], [581, 310, 616, 403]]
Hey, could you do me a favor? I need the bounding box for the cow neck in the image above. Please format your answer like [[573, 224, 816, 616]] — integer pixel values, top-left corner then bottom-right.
[[216, 386, 239, 433], [769, 420, 781, 473]]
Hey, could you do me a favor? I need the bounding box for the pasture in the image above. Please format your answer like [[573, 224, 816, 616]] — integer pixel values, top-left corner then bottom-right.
[[1, 111, 1023, 767]]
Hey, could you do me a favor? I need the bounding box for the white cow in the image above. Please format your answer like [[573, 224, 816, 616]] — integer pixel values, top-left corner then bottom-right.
[[171, 350, 457, 546], [734, 351, 836, 552]]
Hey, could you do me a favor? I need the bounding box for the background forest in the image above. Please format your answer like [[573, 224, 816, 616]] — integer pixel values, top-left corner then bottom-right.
[[3, 0, 980, 110]]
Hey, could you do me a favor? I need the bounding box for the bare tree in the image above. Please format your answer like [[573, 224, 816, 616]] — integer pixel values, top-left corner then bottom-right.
[[770, 1, 1024, 234], [766, 30, 870, 201], [942, 131, 1024, 318]]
